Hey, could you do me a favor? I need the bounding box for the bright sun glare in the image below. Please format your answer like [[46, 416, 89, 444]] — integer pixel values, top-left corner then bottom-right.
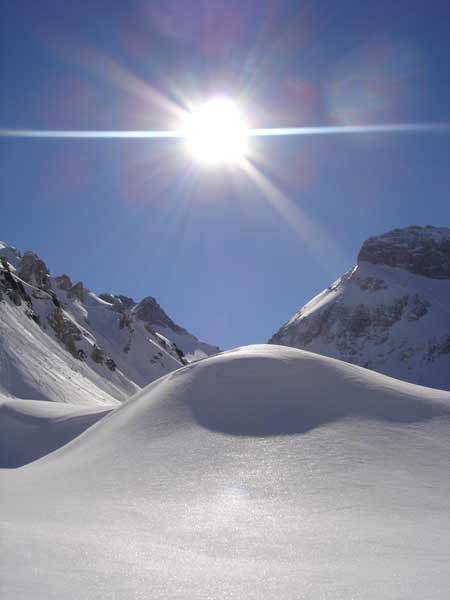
[[182, 99, 248, 165]]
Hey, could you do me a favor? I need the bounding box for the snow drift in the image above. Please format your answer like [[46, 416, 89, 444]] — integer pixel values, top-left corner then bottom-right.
[[0, 397, 113, 468], [1, 345, 449, 599]]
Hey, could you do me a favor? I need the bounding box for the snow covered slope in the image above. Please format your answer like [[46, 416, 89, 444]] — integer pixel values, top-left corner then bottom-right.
[[0, 242, 218, 404], [0, 397, 113, 468], [2, 345, 449, 599], [271, 226, 450, 390]]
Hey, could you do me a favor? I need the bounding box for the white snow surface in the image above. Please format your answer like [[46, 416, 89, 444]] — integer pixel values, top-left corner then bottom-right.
[[0, 397, 113, 468], [2, 345, 449, 599], [0, 296, 132, 405]]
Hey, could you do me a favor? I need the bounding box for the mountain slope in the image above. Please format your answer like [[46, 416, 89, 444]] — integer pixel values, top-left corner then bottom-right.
[[0, 241, 218, 404], [1, 345, 449, 599], [270, 226, 450, 390]]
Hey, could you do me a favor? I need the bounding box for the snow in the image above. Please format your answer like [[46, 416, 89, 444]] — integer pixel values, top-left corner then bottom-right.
[[153, 323, 220, 361], [0, 397, 113, 467], [2, 345, 449, 599], [0, 240, 219, 408], [0, 241, 21, 269], [0, 299, 126, 405]]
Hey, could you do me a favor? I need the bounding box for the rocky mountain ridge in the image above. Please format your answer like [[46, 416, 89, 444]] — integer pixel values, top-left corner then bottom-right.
[[0, 241, 218, 404], [270, 226, 450, 390]]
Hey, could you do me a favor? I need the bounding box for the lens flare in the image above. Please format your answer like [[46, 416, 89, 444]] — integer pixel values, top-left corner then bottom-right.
[[182, 99, 249, 165]]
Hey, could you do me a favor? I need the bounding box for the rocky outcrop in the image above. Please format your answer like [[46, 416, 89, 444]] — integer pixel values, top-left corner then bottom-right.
[[99, 293, 135, 313], [133, 296, 185, 333], [68, 281, 84, 301], [18, 252, 50, 289], [47, 307, 83, 358], [55, 274, 72, 291], [358, 225, 450, 279]]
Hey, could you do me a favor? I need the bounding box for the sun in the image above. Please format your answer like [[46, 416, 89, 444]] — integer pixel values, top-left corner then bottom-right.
[[182, 99, 248, 165]]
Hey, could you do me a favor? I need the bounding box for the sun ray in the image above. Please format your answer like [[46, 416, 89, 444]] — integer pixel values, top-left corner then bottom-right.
[[0, 129, 184, 139], [2, 121, 449, 140], [249, 122, 450, 137], [241, 157, 348, 273]]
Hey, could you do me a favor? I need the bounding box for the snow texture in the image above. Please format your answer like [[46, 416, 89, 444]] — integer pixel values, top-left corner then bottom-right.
[[0, 397, 113, 467], [1, 345, 449, 599]]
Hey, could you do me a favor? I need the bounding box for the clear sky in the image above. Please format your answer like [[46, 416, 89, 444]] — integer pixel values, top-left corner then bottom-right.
[[1, 0, 450, 349]]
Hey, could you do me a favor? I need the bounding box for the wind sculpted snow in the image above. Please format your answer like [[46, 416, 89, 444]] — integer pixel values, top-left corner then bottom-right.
[[1, 346, 450, 599]]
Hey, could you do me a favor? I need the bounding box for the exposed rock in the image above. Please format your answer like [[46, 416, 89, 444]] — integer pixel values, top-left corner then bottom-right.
[[116, 295, 135, 310], [99, 293, 115, 304], [0, 242, 21, 269], [119, 312, 133, 330], [55, 274, 72, 291], [99, 293, 135, 313], [358, 225, 450, 279], [0, 264, 33, 307], [91, 345, 104, 364], [134, 296, 185, 333], [68, 281, 84, 301], [47, 308, 83, 358], [105, 357, 116, 371], [407, 294, 430, 321], [18, 252, 50, 289]]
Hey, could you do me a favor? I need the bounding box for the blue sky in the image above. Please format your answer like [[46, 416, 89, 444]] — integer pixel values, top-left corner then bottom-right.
[[1, 0, 450, 349]]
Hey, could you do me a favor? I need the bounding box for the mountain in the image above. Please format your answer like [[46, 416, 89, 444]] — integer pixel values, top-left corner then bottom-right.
[[0, 241, 218, 404], [2, 345, 449, 598], [270, 226, 450, 390]]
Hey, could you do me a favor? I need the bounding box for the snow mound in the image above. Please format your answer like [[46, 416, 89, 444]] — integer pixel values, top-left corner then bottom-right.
[[37, 345, 450, 465], [2, 345, 450, 600]]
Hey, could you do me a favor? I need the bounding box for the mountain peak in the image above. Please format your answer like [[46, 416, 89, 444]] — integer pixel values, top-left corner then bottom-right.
[[0, 241, 219, 404], [133, 296, 185, 333], [270, 224, 450, 390]]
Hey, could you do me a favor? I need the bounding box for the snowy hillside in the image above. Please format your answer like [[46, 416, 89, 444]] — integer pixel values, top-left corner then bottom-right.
[[1, 345, 449, 599], [271, 225, 450, 390], [0, 241, 218, 404], [0, 396, 113, 468]]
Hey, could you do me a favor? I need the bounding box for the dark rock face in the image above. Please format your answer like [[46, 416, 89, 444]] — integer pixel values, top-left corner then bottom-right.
[[358, 225, 450, 279], [68, 282, 84, 301], [55, 274, 72, 291], [99, 293, 135, 313], [47, 308, 83, 358], [116, 295, 135, 310], [18, 252, 50, 289], [133, 296, 185, 333]]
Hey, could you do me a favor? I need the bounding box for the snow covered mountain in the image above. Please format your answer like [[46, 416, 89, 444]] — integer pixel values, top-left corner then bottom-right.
[[0, 241, 218, 404], [270, 226, 450, 390], [2, 345, 449, 598]]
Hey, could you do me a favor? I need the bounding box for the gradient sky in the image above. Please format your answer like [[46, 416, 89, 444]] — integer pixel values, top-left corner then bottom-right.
[[1, 0, 450, 349]]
